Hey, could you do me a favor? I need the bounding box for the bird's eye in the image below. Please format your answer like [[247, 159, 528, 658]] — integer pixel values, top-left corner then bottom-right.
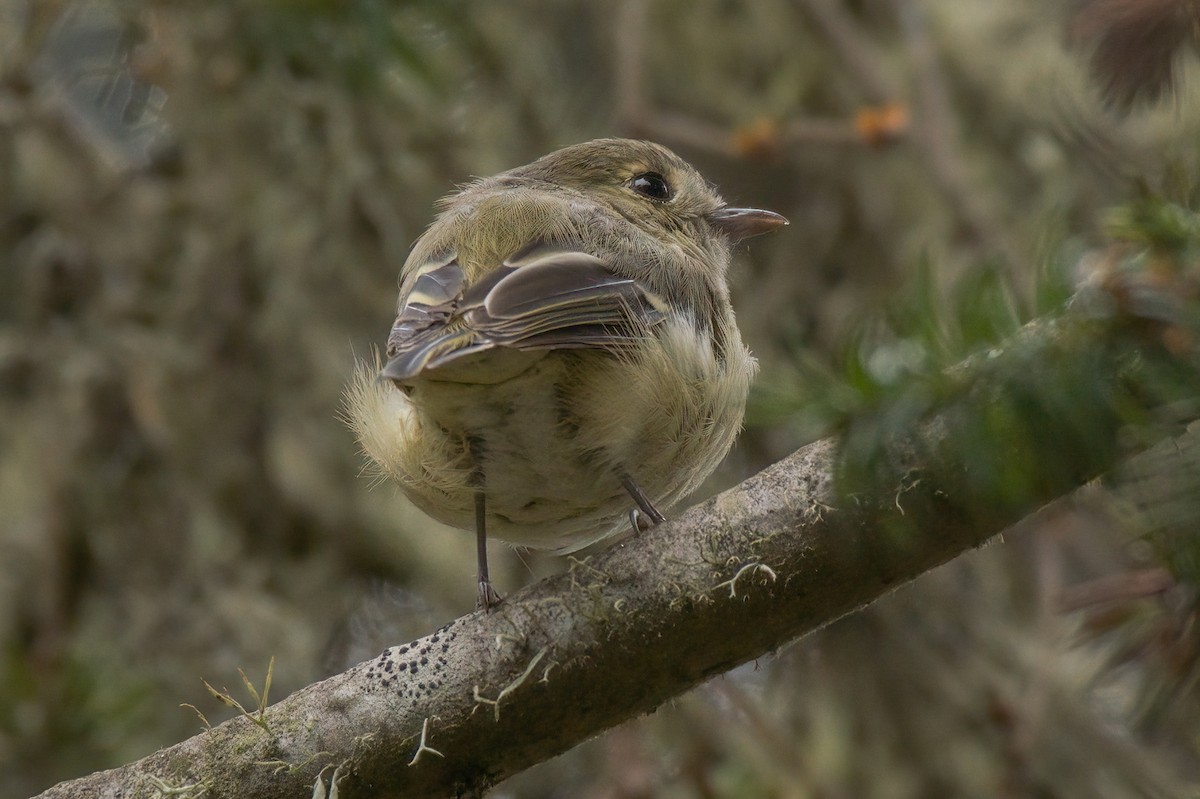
[[629, 172, 672, 201]]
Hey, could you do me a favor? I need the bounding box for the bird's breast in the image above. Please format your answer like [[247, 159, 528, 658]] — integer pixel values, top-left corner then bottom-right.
[[357, 317, 753, 550]]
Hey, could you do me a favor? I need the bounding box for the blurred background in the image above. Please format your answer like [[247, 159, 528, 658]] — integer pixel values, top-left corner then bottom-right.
[[3, 0, 1200, 796]]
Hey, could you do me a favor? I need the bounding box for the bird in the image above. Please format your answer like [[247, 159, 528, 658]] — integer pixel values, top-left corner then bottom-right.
[[347, 138, 786, 609]]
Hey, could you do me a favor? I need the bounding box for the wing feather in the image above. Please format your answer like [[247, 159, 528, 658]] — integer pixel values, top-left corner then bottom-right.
[[381, 243, 667, 382]]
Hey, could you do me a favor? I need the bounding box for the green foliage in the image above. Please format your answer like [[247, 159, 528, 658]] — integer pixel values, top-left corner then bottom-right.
[[1105, 195, 1200, 258], [0, 640, 157, 790], [751, 249, 1042, 440], [242, 0, 448, 91]]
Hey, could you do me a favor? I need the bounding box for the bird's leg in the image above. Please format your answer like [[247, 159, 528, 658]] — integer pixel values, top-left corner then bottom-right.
[[620, 474, 666, 534], [474, 490, 502, 610], [467, 437, 501, 610]]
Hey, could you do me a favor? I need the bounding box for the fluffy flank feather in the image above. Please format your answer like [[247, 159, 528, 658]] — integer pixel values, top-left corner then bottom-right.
[[345, 355, 475, 513]]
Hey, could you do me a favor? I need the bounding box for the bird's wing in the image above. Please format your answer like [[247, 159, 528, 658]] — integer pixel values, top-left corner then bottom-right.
[[382, 243, 668, 381]]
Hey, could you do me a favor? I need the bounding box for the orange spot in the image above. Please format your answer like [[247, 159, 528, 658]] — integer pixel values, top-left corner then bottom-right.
[[732, 118, 782, 159], [854, 103, 909, 147], [1161, 325, 1193, 357]]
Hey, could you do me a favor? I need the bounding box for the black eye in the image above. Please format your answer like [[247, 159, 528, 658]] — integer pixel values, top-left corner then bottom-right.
[[629, 172, 672, 201]]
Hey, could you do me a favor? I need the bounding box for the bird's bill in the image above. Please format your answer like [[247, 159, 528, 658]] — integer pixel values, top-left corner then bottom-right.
[[708, 206, 788, 240]]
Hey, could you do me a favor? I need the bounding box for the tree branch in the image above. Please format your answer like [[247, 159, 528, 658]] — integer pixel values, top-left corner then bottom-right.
[[33, 289, 1199, 799]]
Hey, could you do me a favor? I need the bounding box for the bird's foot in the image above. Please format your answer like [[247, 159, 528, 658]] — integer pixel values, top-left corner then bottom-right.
[[476, 578, 503, 611]]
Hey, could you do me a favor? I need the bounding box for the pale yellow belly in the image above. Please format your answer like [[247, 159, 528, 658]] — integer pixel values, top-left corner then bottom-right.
[[349, 320, 754, 551]]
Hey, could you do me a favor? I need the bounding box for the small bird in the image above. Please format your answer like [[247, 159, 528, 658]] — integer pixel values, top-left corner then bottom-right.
[[348, 138, 786, 609]]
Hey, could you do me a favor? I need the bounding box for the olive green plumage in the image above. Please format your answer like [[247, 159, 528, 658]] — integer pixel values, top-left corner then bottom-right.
[[348, 138, 785, 607]]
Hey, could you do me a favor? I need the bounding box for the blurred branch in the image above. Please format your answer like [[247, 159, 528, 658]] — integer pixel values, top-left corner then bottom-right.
[[1056, 567, 1175, 613], [615, 0, 908, 155], [795, 0, 897, 103], [614, 0, 1020, 276], [33, 265, 1200, 797], [891, 0, 1025, 277], [613, 0, 648, 131]]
